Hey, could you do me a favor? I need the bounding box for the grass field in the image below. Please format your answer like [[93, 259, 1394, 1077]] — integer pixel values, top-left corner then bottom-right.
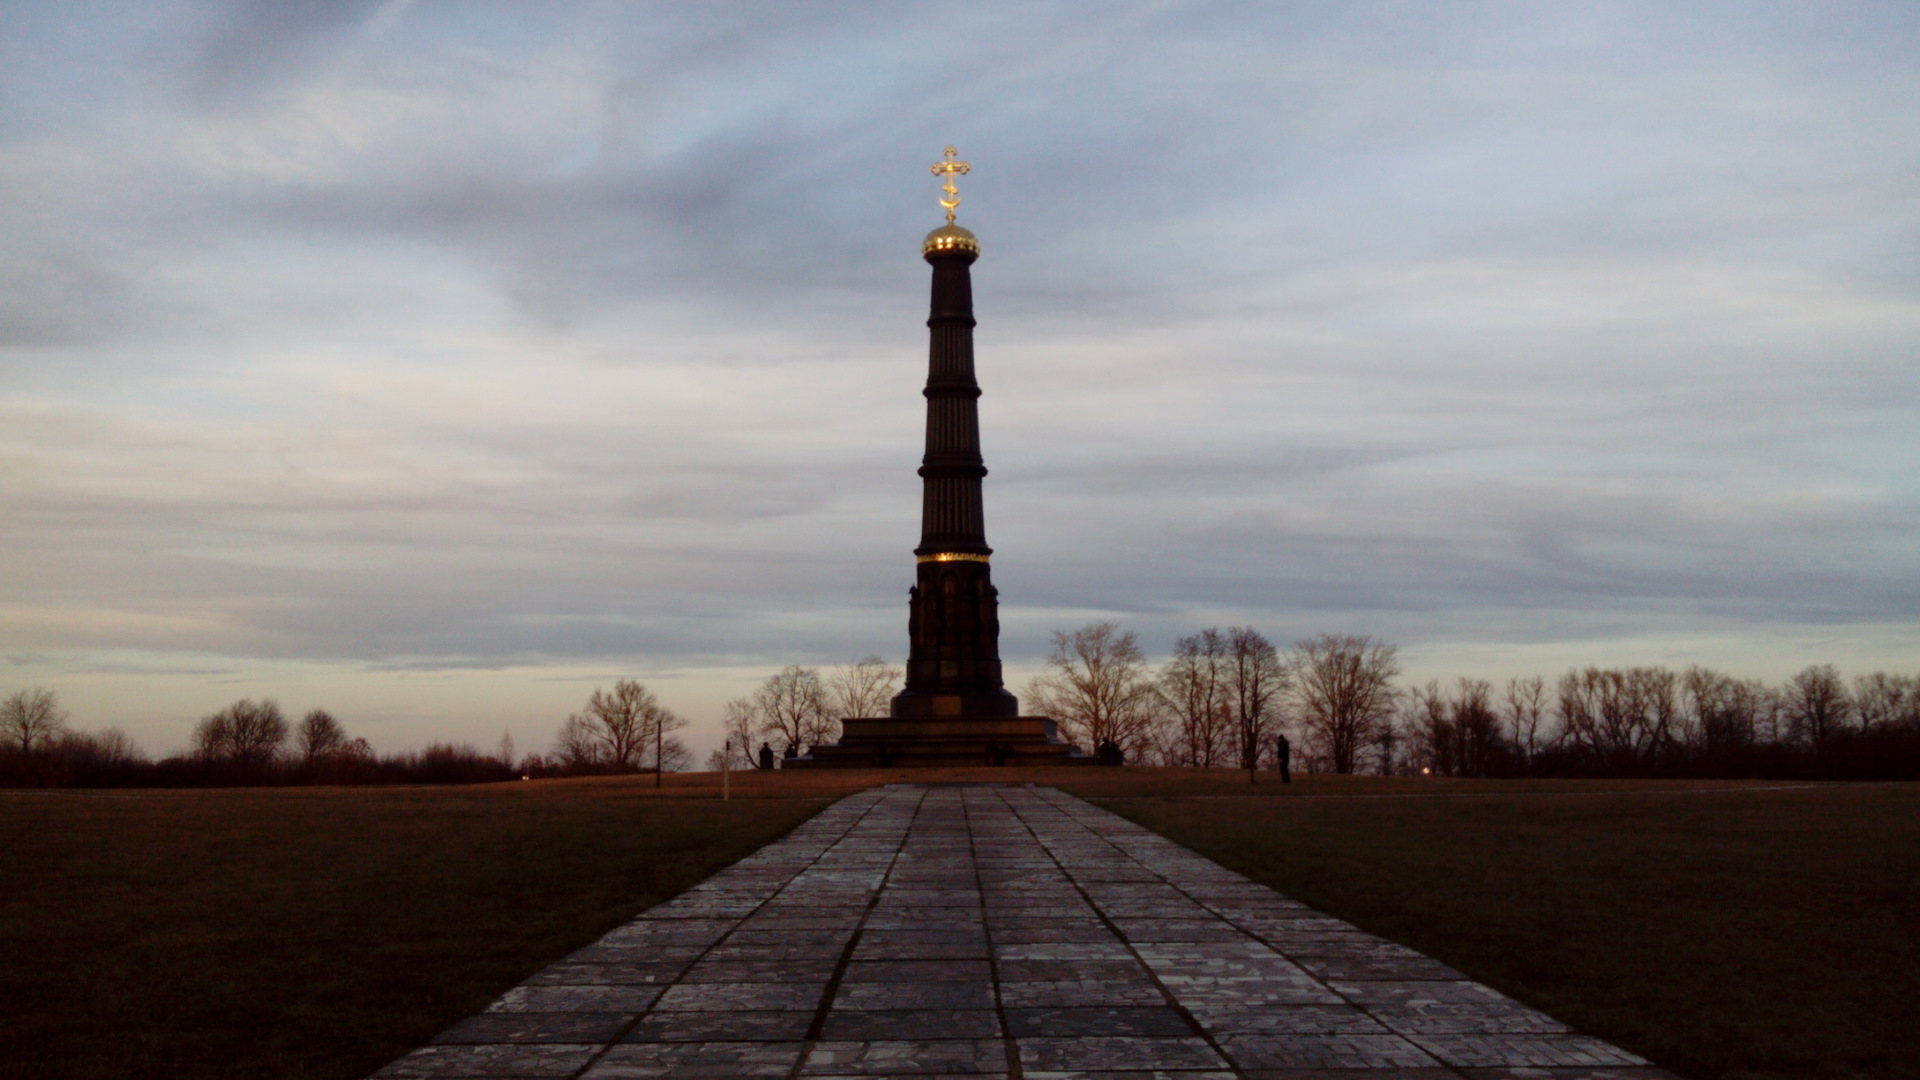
[[1090, 774, 1920, 1080], [5, 768, 1916, 1080], [0, 774, 836, 1080]]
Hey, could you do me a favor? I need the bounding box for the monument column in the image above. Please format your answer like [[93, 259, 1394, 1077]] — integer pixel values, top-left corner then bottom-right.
[[789, 148, 1085, 768], [891, 147, 1020, 719]]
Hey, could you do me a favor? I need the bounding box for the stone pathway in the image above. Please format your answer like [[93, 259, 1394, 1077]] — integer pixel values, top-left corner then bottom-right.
[[372, 784, 1677, 1079]]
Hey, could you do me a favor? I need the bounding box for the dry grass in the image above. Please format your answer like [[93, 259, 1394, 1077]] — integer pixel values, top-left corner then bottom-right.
[[0, 777, 827, 1080]]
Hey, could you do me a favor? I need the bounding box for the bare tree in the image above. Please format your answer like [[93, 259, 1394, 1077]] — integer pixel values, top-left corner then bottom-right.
[[739, 666, 834, 757], [1502, 675, 1548, 766], [1853, 672, 1919, 733], [497, 729, 516, 769], [827, 656, 902, 721], [552, 714, 606, 769], [1753, 683, 1789, 747], [1406, 681, 1452, 775], [1158, 629, 1232, 767], [571, 680, 684, 777], [194, 699, 289, 766], [1216, 627, 1286, 780], [1, 688, 68, 753], [1371, 712, 1404, 775], [721, 699, 760, 768], [54, 726, 147, 767], [1450, 678, 1505, 776], [1784, 664, 1852, 745], [296, 709, 347, 766], [1025, 622, 1163, 760], [655, 738, 692, 774], [1555, 667, 1680, 769], [1681, 666, 1764, 756], [1289, 634, 1398, 775]]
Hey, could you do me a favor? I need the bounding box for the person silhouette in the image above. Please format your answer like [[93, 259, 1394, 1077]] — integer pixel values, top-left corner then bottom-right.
[[1276, 733, 1292, 784], [758, 741, 775, 770]]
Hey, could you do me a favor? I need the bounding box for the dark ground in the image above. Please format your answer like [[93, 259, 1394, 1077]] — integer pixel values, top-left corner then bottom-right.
[[4, 769, 1915, 1080]]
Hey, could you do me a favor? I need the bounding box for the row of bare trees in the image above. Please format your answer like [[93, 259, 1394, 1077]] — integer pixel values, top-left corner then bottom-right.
[[1025, 623, 1400, 776], [713, 657, 902, 768], [1402, 664, 1920, 778], [1021, 624, 1920, 779], [0, 690, 529, 787], [1, 687, 150, 785], [3, 675, 699, 788]]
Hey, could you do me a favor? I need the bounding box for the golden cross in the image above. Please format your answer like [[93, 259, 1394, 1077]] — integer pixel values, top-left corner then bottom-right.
[[930, 145, 970, 224]]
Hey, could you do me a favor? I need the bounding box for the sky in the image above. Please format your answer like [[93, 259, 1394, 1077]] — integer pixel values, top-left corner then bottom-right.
[[3, 1, 1917, 761]]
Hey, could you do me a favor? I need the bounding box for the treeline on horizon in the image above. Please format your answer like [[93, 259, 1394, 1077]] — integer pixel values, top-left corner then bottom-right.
[[5, 623, 1918, 787], [0, 680, 692, 789], [1019, 623, 1920, 781]]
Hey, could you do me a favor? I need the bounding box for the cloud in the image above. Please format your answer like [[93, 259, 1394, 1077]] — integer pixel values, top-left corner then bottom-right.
[[1, 3, 1917, 748]]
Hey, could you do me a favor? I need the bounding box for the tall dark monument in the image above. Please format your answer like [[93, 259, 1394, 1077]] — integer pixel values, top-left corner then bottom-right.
[[793, 148, 1085, 768]]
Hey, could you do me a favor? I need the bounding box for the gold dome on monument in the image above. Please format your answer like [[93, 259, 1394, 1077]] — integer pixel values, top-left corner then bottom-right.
[[922, 223, 980, 258]]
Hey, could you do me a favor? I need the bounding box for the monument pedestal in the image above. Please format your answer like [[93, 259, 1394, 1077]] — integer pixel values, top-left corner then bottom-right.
[[786, 716, 1091, 769]]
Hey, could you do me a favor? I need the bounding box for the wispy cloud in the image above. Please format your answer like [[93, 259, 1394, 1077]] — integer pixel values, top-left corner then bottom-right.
[[2, 2, 1917, 753]]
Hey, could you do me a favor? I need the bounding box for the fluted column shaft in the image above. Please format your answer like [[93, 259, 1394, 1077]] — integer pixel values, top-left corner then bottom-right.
[[892, 244, 1019, 719]]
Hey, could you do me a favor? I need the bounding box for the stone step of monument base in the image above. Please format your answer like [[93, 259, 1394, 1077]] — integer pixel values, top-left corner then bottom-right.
[[785, 716, 1095, 769]]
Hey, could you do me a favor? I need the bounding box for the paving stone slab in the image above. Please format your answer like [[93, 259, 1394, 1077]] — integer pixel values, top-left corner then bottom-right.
[[373, 1043, 601, 1077], [988, 926, 1122, 944], [432, 1013, 635, 1045], [487, 986, 663, 1014], [1369, 1003, 1572, 1036], [1236, 1060, 1459, 1068], [843, 959, 993, 982], [834, 979, 996, 1010], [679, 959, 838, 983], [1297, 956, 1467, 981], [1329, 979, 1537, 1007], [653, 982, 826, 1011], [853, 939, 991, 960], [993, 941, 1135, 961], [1003, 1007, 1195, 1038], [724, 928, 854, 947], [367, 784, 1664, 1080], [524, 962, 690, 987], [1459, 1060, 1689, 1068], [997, 979, 1167, 1007], [1186, 1004, 1390, 1035], [821, 1008, 1004, 1040], [583, 1041, 804, 1078], [1216, 1033, 1440, 1070], [623, 1010, 814, 1043], [1022, 1073, 1238, 1080], [701, 942, 848, 962], [1017, 1036, 1230, 1072], [1411, 1034, 1650, 1068], [801, 1039, 1009, 1075]]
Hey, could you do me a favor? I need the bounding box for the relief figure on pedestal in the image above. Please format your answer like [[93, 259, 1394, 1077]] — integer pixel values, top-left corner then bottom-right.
[[939, 572, 959, 652]]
